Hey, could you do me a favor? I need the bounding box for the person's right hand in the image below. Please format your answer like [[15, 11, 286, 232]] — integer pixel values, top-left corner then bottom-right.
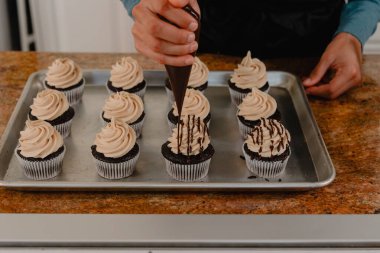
[[131, 0, 200, 66]]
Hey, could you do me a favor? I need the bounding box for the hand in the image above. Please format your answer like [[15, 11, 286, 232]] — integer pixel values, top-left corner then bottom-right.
[[303, 32, 363, 99], [131, 0, 200, 66]]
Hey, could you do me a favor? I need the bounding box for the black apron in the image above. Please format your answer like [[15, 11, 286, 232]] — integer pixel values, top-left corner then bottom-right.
[[197, 0, 344, 58]]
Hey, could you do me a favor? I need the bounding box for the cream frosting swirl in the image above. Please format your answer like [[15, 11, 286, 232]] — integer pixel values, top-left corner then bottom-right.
[[45, 58, 83, 89], [110, 57, 144, 90], [245, 118, 291, 157], [168, 116, 211, 155], [30, 89, 70, 121], [237, 88, 277, 121], [172, 89, 210, 120], [103, 92, 144, 124], [230, 51, 268, 89], [188, 57, 209, 88], [18, 120, 63, 158], [94, 118, 136, 158]]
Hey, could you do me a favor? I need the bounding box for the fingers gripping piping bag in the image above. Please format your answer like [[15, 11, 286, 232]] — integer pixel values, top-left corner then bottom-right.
[[162, 5, 201, 150]]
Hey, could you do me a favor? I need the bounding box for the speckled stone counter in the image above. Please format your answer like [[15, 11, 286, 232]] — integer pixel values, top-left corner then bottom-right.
[[0, 52, 379, 214]]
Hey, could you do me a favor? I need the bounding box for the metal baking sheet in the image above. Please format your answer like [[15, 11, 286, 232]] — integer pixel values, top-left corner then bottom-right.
[[0, 70, 335, 191]]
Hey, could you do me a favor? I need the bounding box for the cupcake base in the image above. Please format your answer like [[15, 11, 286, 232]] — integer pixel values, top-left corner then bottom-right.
[[15, 146, 65, 180], [237, 110, 281, 139], [91, 144, 140, 179], [107, 80, 146, 99], [228, 80, 270, 106], [45, 79, 85, 105], [101, 112, 145, 138], [243, 143, 290, 178]]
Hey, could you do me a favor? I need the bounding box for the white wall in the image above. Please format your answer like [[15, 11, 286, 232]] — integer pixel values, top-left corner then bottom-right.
[[0, 0, 11, 51], [30, 0, 136, 53], [364, 24, 380, 54]]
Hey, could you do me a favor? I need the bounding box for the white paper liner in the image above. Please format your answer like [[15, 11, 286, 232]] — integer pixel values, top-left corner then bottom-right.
[[100, 114, 144, 138], [167, 117, 210, 133], [106, 83, 146, 99], [229, 85, 270, 106], [45, 79, 85, 106], [15, 145, 65, 180], [243, 146, 290, 178], [164, 157, 211, 182], [237, 117, 255, 139], [93, 149, 140, 179], [53, 118, 73, 138]]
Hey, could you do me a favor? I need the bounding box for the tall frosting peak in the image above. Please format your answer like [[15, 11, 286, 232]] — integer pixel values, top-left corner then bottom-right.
[[45, 58, 83, 89], [110, 57, 144, 90]]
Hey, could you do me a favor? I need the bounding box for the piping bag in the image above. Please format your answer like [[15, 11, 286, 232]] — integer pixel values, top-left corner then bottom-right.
[[163, 5, 200, 121]]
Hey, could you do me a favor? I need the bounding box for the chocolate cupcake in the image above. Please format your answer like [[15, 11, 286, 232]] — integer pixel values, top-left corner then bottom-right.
[[92, 118, 139, 179], [166, 57, 209, 103], [167, 89, 210, 131], [45, 58, 85, 105], [106, 57, 146, 98], [15, 120, 65, 180], [229, 51, 269, 105], [237, 88, 280, 139], [243, 118, 291, 178], [29, 89, 75, 138], [162, 115, 215, 181], [101, 91, 145, 138]]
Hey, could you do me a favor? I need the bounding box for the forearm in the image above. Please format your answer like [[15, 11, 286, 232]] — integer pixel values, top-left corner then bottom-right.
[[336, 0, 380, 46], [121, 0, 141, 17]]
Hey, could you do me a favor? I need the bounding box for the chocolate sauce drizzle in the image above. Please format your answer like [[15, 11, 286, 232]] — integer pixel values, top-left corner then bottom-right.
[[249, 118, 290, 156], [176, 115, 209, 156]]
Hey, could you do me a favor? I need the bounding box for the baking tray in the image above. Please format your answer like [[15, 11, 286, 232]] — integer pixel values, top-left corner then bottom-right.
[[0, 70, 335, 191]]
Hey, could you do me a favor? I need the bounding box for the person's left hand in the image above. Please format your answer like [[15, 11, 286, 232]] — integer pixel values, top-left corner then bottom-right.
[[303, 32, 363, 99]]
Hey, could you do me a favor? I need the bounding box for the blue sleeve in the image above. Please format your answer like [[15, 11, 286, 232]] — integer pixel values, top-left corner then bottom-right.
[[336, 0, 380, 46], [121, 0, 141, 17]]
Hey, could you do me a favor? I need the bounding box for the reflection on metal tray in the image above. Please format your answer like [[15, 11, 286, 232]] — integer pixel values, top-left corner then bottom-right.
[[0, 70, 335, 191]]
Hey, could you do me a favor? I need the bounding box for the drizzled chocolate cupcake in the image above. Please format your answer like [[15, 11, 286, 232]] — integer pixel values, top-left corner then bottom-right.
[[91, 118, 140, 179], [101, 92, 145, 138], [162, 115, 215, 182], [45, 58, 85, 105], [243, 118, 291, 178], [106, 57, 146, 98], [29, 89, 75, 138], [237, 88, 280, 139], [15, 120, 65, 180], [167, 89, 210, 130], [229, 51, 269, 105], [165, 57, 209, 103]]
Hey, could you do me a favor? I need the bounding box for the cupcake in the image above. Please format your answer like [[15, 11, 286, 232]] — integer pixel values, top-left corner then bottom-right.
[[106, 57, 146, 98], [101, 91, 145, 138], [242, 118, 291, 178], [45, 58, 85, 105], [162, 115, 215, 181], [167, 89, 211, 130], [91, 118, 139, 179], [237, 88, 281, 139], [15, 120, 65, 180], [165, 57, 209, 103], [28, 89, 75, 138], [229, 51, 269, 105]]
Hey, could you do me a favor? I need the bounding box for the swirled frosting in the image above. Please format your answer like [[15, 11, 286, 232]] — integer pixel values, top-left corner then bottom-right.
[[188, 57, 209, 88], [230, 51, 268, 89], [103, 92, 144, 124], [94, 118, 136, 158], [168, 116, 211, 155], [110, 57, 144, 90], [30, 89, 70, 121], [18, 120, 63, 158], [237, 88, 277, 121], [245, 118, 291, 157], [45, 58, 83, 89], [172, 89, 210, 120]]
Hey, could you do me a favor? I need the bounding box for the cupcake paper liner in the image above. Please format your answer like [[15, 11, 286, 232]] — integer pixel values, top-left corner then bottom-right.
[[167, 117, 210, 133], [164, 157, 211, 182], [53, 118, 73, 138], [237, 117, 254, 139], [107, 84, 146, 99], [242, 146, 290, 178], [93, 150, 140, 179], [15, 146, 65, 180], [229, 85, 270, 106], [45, 79, 85, 106]]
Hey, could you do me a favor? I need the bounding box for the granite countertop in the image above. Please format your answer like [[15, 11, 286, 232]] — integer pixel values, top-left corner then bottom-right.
[[0, 51, 379, 214]]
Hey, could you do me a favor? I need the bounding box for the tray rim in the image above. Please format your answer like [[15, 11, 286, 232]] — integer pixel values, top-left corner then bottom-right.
[[0, 69, 335, 191]]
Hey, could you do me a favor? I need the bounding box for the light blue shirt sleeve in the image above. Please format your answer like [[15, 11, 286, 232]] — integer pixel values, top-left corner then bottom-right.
[[121, 0, 140, 17], [336, 0, 380, 46]]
